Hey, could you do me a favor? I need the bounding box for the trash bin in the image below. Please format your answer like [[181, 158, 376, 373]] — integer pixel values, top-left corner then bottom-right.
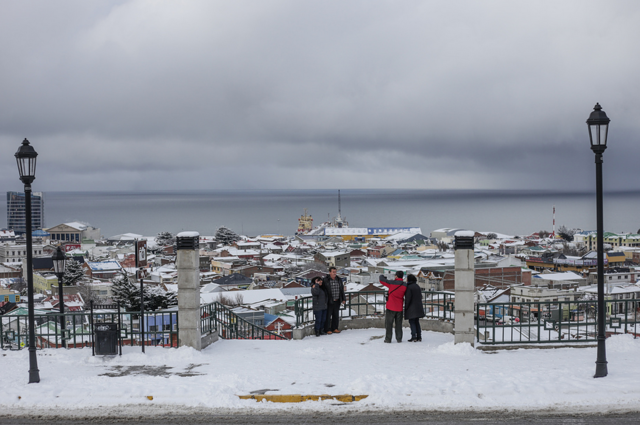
[[94, 322, 118, 355]]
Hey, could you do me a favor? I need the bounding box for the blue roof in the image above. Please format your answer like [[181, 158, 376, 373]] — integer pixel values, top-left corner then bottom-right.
[[264, 313, 278, 326]]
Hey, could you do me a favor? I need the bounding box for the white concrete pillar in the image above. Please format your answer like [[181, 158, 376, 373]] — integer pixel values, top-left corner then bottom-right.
[[177, 232, 202, 350], [454, 232, 475, 346]]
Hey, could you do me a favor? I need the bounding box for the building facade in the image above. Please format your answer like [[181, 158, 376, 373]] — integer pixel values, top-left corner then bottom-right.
[[6, 191, 45, 235], [0, 243, 46, 264]]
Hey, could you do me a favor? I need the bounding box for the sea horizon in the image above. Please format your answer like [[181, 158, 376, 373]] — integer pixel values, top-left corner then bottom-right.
[[3, 188, 639, 239]]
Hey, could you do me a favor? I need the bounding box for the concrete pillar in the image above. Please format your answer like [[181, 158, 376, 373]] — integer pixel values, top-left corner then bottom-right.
[[177, 232, 201, 350], [454, 232, 475, 346]]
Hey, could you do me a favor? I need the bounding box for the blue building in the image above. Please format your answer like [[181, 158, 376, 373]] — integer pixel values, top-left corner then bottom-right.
[[6, 191, 45, 235]]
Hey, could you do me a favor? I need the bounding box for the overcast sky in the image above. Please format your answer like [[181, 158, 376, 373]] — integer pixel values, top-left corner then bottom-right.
[[1, 0, 639, 193]]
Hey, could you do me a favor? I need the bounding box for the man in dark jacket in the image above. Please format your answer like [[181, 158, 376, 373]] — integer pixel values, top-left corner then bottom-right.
[[404, 274, 425, 342], [311, 276, 328, 337], [323, 267, 346, 334], [379, 271, 407, 343]]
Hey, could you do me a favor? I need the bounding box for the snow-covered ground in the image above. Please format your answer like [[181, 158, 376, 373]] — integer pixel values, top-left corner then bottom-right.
[[2, 329, 640, 416]]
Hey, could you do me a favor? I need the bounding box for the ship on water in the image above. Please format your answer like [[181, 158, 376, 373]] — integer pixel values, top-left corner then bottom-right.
[[296, 190, 420, 241]]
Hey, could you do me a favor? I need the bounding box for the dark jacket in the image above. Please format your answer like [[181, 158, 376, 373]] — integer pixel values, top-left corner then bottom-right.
[[311, 281, 328, 311], [322, 274, 346, 304], [404, 281, 425, 320], [379, 275, 407, 312]]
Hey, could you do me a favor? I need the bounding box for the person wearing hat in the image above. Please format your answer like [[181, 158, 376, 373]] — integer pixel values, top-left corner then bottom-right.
[[404, 274, 425, 342], [311, 276, 329, 337]]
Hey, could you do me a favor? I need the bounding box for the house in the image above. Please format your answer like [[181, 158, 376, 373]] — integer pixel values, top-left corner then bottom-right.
[[294, 269, 326, 287], [264, 315, 293, 339], [235, 264, 278, 279], [84, 260, 123, 280], [0, 264, 22, 279], [0, 243, 46, 264], [0, 288, 21, 303], [213, 273, 253, 290], [0, 229, 16, 242], [606, 251, 627, 267], [32, 272, 59, 294], [314, 251, 351, 268], [42, 293, 85, 312]]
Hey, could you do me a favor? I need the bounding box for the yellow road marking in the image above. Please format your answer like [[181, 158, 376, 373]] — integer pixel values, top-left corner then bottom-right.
[[238, 394, 368, 403]]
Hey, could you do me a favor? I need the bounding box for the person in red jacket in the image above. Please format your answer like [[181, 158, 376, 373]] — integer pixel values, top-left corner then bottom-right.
[[379, 271, 407, 343]]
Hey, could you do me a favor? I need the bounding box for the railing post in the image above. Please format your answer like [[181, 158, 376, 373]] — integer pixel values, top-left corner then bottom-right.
[[454, 232, 475, 346], [176, 232, 202, 350]]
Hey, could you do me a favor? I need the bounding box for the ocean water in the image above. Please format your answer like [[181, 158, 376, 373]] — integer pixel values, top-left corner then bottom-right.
[[2, 189, 640, 238]]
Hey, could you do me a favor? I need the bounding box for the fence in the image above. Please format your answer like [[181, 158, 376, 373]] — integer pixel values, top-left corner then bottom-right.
[[476, 298, 640, 345], [1, 309, 179, 350], [200, 302, 288, 340], [294, 290, 455, 328]]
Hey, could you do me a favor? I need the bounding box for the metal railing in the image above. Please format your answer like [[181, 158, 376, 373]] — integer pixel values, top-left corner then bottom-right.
[[1, 309, 179, 350], [476, 298, 640, 345], [294, 290, 455, 328], [200, 302, 289, 340]]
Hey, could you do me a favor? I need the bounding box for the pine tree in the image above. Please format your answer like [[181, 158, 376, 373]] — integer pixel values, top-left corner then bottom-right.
[[63, 260, 86, 286], [215, 226, 241, 245], [145, 285, 178, 311], [558, 225, 576, 242], [155, 231, 175, 247], [111, 269, 140, 311], [111, 269, 177, 311]]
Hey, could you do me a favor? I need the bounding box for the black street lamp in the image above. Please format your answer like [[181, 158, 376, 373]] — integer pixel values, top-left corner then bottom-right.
[[52, 246, 67, 349], [15, 138, 40, 384], [587, 103, 610, 378]]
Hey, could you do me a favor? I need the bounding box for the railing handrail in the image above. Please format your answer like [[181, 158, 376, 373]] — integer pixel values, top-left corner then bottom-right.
[[476, 297, 640, 345], [294, 289, 456, 328], [1, 309, 179, 350], [200, 301, 289, 340]]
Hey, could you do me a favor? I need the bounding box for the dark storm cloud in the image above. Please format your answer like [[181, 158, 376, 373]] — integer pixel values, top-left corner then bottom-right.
[[1, 0, 639, 192]]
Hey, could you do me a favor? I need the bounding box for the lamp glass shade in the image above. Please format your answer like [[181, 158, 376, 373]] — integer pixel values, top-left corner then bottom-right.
[[52, 247, 67, 275], [15, 139, 38, 182], [586, 103, 610, 148]]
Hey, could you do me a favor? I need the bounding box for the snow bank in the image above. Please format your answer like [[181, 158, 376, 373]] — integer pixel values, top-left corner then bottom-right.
[[2, 330, 640, 415]]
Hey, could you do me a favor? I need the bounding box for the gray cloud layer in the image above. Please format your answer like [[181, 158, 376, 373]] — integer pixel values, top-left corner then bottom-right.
[[1, 0, 639, 192]]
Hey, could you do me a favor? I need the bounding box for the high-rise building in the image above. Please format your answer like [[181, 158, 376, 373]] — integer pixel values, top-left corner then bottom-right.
[[6, 191, 45, 235]]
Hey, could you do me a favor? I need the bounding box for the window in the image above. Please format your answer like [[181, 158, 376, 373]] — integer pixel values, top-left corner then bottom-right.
[[618, 276, 622, 280], [148, 325, 158, 332]]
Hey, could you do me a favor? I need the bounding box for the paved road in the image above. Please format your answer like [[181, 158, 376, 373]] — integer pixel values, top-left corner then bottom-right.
[[2, 411, 640, 425]]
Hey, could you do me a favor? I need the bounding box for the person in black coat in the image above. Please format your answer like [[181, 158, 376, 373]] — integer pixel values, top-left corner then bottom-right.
[[404, 274, 425, 342], [323, 267, 346, 334], [311, 276, 329, 337]]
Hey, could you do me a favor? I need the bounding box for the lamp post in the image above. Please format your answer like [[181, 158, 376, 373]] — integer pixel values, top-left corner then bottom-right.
[[14, 138, 40, 384], [52, 246, 67, 349], [587, 103, 610, 378]]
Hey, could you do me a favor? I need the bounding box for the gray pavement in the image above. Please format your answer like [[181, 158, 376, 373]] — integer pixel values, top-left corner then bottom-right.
[[2, 411, 640, 424]]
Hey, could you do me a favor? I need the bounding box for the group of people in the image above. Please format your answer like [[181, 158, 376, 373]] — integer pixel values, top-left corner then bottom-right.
[[378, 271, 425, 343], [310, 267, 426, 343], [310, 267, 346, 336]]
